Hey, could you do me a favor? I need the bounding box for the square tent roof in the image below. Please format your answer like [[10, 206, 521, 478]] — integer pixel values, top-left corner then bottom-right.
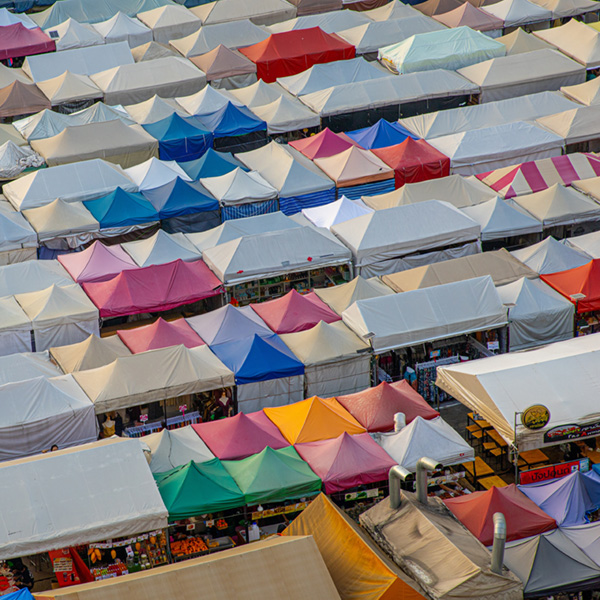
[[131, 40, 179, 62], [125, 157, 190, 190], [92, 11, 153, 48], [301, 194, 373, 229], [43, 17, 105, 52], [534, 19, 600, 69], [289, 126, 355, 158], [124, 94, 189, 125], [49, 333, 131, 373], [200, 168, 276, 204], [141, 177, 218, 219], [120, 229, 201, 267], [191, 0, 296, 26], [249, 95, 321, 134], [267, 10, 369, 34], [536, 104, 600, 146], [563, 228, 600, 258], [179, 147, 246, 180], [0, 350, 62, 385], [0, 81, 50, 119], [561, 76, 600, 106], [0, 259, 72, 297], [117, 317, 205, 353], [136, 5, 202, 45], [345, 119, 418, 150], [530, 0, 599, 18], [433, 2, 504, 31], [497, 26, 552, 55], [83, 187, 159, 230], [190, 45, 256, 81], [36, 71, 102, 106], [0, 201, 36, 252], [0, 23, 55, 61], [314, 274, 393, 315], [480, 0, 552, 26]]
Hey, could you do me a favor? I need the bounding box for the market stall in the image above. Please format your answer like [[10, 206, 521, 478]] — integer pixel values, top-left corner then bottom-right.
[[511, 236, 591, 275], [314, 275, 394, 315], [49, 334, 131, 373], [117, 318, 204, 353]]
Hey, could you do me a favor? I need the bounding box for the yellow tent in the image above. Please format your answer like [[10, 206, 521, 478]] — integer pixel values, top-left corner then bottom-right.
[[264, 396, 365, 444], [284, 494, 426, 600]]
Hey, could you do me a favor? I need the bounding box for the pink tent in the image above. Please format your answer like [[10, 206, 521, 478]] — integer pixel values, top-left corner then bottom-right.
[[295, 432, 396, 493], [117, 317, 205, 353], [58, 241, 137, 283], [193, 411, 288, 460], [289, 128, 356, 160], [82, 259, 223, 318], [250, 289, 340, 334], [0, 23, 55, 60]]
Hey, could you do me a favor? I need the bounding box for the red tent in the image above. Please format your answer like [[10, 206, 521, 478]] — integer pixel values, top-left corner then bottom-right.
[[0, 23, 55, 60], [193, 411, 288, 460], [336, 381, 439, 433], [239, 27, 355, 83], [117, 317, 205, 353], [290, 127, 356, 160], [250, 289, 341, 334], [295, 432, 396, 494], [540, 260, 600, 313], [372, 138, 450, 189], [82, 259, 223, 318], [444, 484, 557, 546]]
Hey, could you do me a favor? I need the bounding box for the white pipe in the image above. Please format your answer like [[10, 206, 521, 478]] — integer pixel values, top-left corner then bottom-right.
[[416, 457, 442, 505], [388, 465, 413, 509], [490, 512, 507, 575]]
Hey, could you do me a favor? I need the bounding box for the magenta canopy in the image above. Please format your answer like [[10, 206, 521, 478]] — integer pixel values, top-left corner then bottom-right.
[[0, 23, 55, 60], [295, 432, 396, 494], [81, 259, 223, 318], [193, 411, 288, 460], [58, 241, 138, 283], [117, 317, 205, 353]]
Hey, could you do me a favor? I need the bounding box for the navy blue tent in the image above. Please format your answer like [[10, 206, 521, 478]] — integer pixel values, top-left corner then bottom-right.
[[142, 113, 213, 162], [84, 187, 159, 229], [179, 148, 247, 180], [345, 119, 418, 150]]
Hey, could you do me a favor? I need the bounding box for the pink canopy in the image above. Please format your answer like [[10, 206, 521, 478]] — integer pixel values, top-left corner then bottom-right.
[[58, 241, 137, 283], [82, 259, 223, 318], [117, 317, 205, 353], [193, 411, 289, 460], [295, 432, 396, 494], [0, 23, 55, 60], [250, 289, 340, 334], [289, 128, 356, 160]]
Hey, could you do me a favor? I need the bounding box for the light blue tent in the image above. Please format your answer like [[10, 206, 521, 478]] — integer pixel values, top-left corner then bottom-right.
[[179, 148, 247, 180], [345, 119, 418, 150], [84, 187, 159, 229]]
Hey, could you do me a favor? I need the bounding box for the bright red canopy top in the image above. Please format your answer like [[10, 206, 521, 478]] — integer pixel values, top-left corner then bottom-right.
[[290, 127, 355, 160], [336, 380, 439, 433], [239, 27, 355, 83], [117, 317, 205, 354], [0, 23, 55, 60], [250, 289, 341, 334], [540, 260, 600, 313], [444, 484, 557, 546]]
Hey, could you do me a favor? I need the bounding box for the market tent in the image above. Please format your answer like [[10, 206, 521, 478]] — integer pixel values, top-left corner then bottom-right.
[[155, 459, 244, 518], [415, 0, 464, 16], [125, 157, 191, 191], [0, 142, 41, 185], [0, 260, 73, 297], [70, 102, 134, 126], [497, 277, 574, 350], [564, 228, 600, 258], [481, 0, 552, 26], [124, 95, 188, 125], [444, 484, 557, 546], [364, 0, 422, 19], [541, 259, 600, 312], [0, 437, 168, 560], [534, 19, 600, 69], [36, 71, 102, 106], [280, 320, 370, 397], [250, 96, 321, 134], [314, 275, 393, 315], [345, 119, 417, 150], [0, 350, 61, 385], [289, 127, 355, 159], [264, 395, 365, 444], [0, 122, 27, 147], [81, 259, 222, 318], [179, 147, 246, 179], [0, 23, 55, 60], [201, 168, 277, 210], [561, 521, 600, 566], [0, 80, 50, 119], [0, 296, 31, 357], [137, 5, 202, 45], [218, 78, 284, 109], [0, 201, 36, 258], [222, 446, 322, 505], [121, 230, 201, 267], [117, 317, 204, 353], [511, 235, 591, 275], [193, 411, 288, 460], [337, 380, 439, 432], [373, 416, 474, 472], [43, 18, 105, 52], [13, 109, 78, 143], [92, 12, 152, 48], [285, 0, 342, 16], [497, 26, 552, 54], [301, 195, 372, 229], [131, 40, 176, 62], [561, 77, 600, 106], [190, 45, 256, 89], [343, 275, 507, 352], [49, 333, 131, 373], [531, 0, 599, 18], [239, 27, 355, 83], [195, 101, 267, 139], [268, 10, 368, 34], [434, 2, 504, 31], [191, 0, 296, 27], [0, 10, 36, 29], [536, 105, 600, 149]]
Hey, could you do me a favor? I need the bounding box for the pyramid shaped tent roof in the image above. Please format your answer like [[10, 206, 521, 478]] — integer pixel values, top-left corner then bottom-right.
[[193, 410, 288, 460], [197, 101, 267, 138], [191, 44, 256, 80], [336, 380, 439, 433], [190, 0, 296, 27], [121, 230, 201, 267], [13, 109, 72, 141], [117, 317, 204, 353], [533, 0, 599, 18], [179, 148, 245, 180], [434, 2, 504, 30], [37, 71, 101, 105], [314, 146, 393, 186], [201, 168, 277, 204], [290, 127, 355, 160], [561, 77, 600, 106], [223, 446, 322, 505], [561, 520, 600, 566], [414, 0, 462, 16], [0, 8, 38, 29], [0, 22, 55, 61], [250, 95, 320, 134], [136, 5, 201, 46], [22, 199, 99, 242], [481, 0, 552, 25], [72, 102, 135, 126], [125, 157, 191, 191], [44, 18, 104, 52], [131, 41, 177, 62], [141, 112, 211, 142], [563, 228, 600, 257], [50, 334, 131, 373], [537, 105, 600, 146], [226, 79, 287, 108], [371, 137, 450, 173], [124, 95, 188, 125], [511, 236, 591, 275], [92, 11, 152, 47], [264, 395, 365, 444], [0, 80, 51, 118], [0, 201, 36, 251], [0, 296, 31, 333], [0, 260, 71, 297], [364, 0, 421, 19], [177, 85, 233, 116], [541, 259, 600, 312], [314, 275, 393, 315], [268, 10, 368, 35], [497, 27, 552, 55], [345, 119, 417, 150], [84, 186, 159, 229], [302, 195, 372, 229], [141, 177, 218, 219]]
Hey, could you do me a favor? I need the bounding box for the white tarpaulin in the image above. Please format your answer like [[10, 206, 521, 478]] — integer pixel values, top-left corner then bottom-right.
[[0, 296, 32, 357], [267, 10, 368, 34], [237, 374, 304, 413], [250, 96, 320, 134], [125, 157, 190, 190], [314, 275, 394, 315], [0, 201, 36, 252], [511, 235, 591, 274], [0, 260, 72, 296], [137, 5, 202, 45], [121, 230, 201, 267], [564, 230, 600, 259], [481, 0, 552, 26], [302, 195, 373, 230], [44, 18, 105, 52], [14, 109, 76, 141], [92, 12, 153, 48], [201, 168, 277, 205], [0, 350, 62, 385]]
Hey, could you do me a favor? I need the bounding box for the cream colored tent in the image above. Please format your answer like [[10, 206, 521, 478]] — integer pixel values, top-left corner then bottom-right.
[[50, 334, 131, 373], [224, 79, 287, 109], [534, 19, 600, 69], [561, 77, 600, 106], [137, 5, 202, 45], [0, 201, 37, 265], [250, 95, 320, 134], [314, 275, 394, 315], [92, 12, 152, 48], [0, 123, 27, 147], [0, 64, 30, 88], [36, 71, 102, 106], [280, 321, 371, 397], [43, 18, 105, 52], [0, 350, 62, 385], [131, 41, 177, 62], [529, 0, 599, 18], [72, 344, 235, 413], [497, 27, 552, 55], [0, 295, 32, 357], [191, 0, 296, 27], [536, 105, 600, 150], [124, 95, 189, 124]]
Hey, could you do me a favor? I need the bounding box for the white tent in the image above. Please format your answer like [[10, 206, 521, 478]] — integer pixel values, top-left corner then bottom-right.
[[137, 5, 202, 45], [36, 71, 102, 106], [0, 8, 36, 29], [190, 0, 296, 27], [561, 77, 600, 106], [314, 275, 393, 315], [481, 0, 553, 27], [224, 79, 285, 109], [13, 109, 73, 141], [342, 275, 507, 352], [0, 260, 72, 297], [131, 41, 178, 62], [497, 276, 574, 351], [428, 122, 564, 176], [125, 157, 190, 191], [267, 10, 369, 34], [93, 12, 153, 48], [530, 0, 599, 18], [44, 18, 105, 52], [302, 195, 373, 230], [0, 296, 32, 357], [330, 201, 481, 277], [121, 229, 201, 267], [0, 350, 62, 385], [363, 1, 422, 20], [124, 95, 188, 124], [372, 416, 474, 472], [497, 27, 552, 55], [511, 235, 592, 274], [0, 201, 37, 265], [564, 230, 600, 259], [536, 105, 600, 149], [0, 438, 168, 559], [176, 83, 232, 115], [250, 96, 320, 134], [201, 168, 278, 206], [71, 102, 135, 126]]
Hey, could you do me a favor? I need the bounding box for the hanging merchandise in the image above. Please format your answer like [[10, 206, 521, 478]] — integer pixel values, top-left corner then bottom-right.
[[416, 356, 460, 404]]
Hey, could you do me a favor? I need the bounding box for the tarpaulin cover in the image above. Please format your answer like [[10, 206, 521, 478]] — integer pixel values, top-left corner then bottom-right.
[[192, 410, 288, 460], [296, 432, 395, 493], [197, 102, 266, 138], [141, 177, 219, 219], [0, 80, 50, 118], [83, 187, 159, 229], [513, 236, 592, 275], [49, 334, 131, 374], [289, 127, 356, 159], [82, 259, 223, 318], [155, 459, 245, 519], [345, 119, 418, 150], [301, 195, 372, 229], [239, 27, 356, 83], [120, 230, 201, 267], [250, 289, 341, 334], [314, 275, 393, 315], [117, 317, 204, 353], [0, 22, 55, 60], [336, 380, 439, 432], [445, 484, 557, 546], [179, 148, 247, 180], [541, 259, 600, 313], [222, 446, 322, 505], [264, 395, 365, 444], [434, 2, 504, 31]]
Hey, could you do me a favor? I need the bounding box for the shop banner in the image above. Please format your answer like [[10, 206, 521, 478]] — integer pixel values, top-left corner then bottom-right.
[[543, 421, 600, 444], [519, 457, 590, 485]]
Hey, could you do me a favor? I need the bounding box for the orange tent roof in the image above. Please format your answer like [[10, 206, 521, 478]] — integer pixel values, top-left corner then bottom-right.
[[540, 259, 600, 313], [264, 395, 365, 444]]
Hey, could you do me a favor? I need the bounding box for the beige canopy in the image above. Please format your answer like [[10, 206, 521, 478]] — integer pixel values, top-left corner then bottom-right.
[[314, 275, 394, 315], [529, 0, 599, 18], [0, 65, 31, 88], [314, 146, 394, 187], [536, 105, 600, 147], [561, 77, 600, 106], [534, 19, 600, 69], [0, 123, 27, 147], [0, 80, 50, 118], [190, 45, 256, 80], [191, 0, 296, 27], [131, 41, 177, 62], [50, 334, 131, 373], [137, 5, 202, 45], [124, 95, 188, 124], [434, 2, 503, 31], [497, 27, 552, 55], [37, 71, 102, 105]]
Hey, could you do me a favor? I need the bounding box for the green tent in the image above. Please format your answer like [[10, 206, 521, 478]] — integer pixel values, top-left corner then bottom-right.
[[223, 446, 322, 506], [155, 459, 245, 520]]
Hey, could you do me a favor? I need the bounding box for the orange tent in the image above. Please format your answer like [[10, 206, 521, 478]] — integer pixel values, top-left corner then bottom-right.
[[264, 395, 365, 444], [540, 260, 600, 313]]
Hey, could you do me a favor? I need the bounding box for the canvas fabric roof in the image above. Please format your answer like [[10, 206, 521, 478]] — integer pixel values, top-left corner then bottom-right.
[[137, 5, 202, 45], [0, 143, 41, 182], [36, 71, 102, 105], [285, 0, 342, 16], [512, 235, 591, 274], [0, 202, 36, 251], [0, 296, 31, 355], [434, 2, 504, 31], [191, 0, 296, 27], [250, 95, 320, 134], [534, 19, 600, 69], [0, 260, 72, 297], [43, 18, 104, 52], [289, 127, 354, 159], [0, 80, 50, 118], [126, 157, 190, 190], [345, 119, 417, 151], [415, 0, 464, 17], [0, 350, 61, 385], [121, 229, 200, 267], [481, 0, 552, 25], [0, 123, 27, 147], [564, 228, 600, 258], [497, 27, 552, 54], [124, 94, 188, 124], [14, 109, 71, 141], [540, 259, 600, 313], [117, 317, 204, 353], [0, 9, 36, 29], [560, 520, 600, 566], [364, 0, 422, 19], [562, 76, 600, 106], [531, 0, 599, 17], [201, 168, 277, 204], [314, 275, 393, 315], [537, 105, 600, 146], [214, 79, 281, 109], [191, 45, 255, 81], [71, 103, 135, 126], [302, 195, 372, 229], [92, 12, 152, 48], [267, 10, 369, 34], [131, 41, 177, 62], [50, 334, 131, 373], [0, 23, 55, 61], [313, 146, 393, 186]]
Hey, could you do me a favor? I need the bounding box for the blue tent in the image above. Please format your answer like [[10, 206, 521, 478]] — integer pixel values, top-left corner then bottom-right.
[[210, 333, 304, 384], [83, 187, 159, 229], [142, 177, 219, 219], [345, 119, 418, 150], [142, 114, 213, 162], [197, 102, 267, 139], [1, 591, 33, 600], [179, 148, 247, 180]]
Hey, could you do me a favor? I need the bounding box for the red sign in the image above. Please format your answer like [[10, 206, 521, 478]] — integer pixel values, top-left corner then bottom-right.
[[48, 549, 81, 587], [519, 458, 590, 485]]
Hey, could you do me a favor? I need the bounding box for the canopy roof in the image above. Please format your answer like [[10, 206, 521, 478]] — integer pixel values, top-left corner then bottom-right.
[[0, 296, 30, 334], [537, 105, 600, 146], [541, 259, 600, 312], [264, 395, 365, 444], [141, 177, 218, 219], [313, 146, 394, 186], [191, 45, 256, 80], [564, 228, 600, 258], [124, 94, 188, 125], [92, 11, 152, 48], [0, 260, 72, 297], [0, 80, 51, 118], [83, 187, 159, 229], [201, 168, 277, 204], [43, 18, 105, 52], [121, 230, 201, 267], [415, 0, 465, 16], [23, 199, 100, 242], [0, 23, 55, 61], [289, 127, 355, 159], [0, 202, 36, 251], [37, 71, 101, 105], [345, 119, 417, 150], [250, 95, 320, 134], [50, 334, 131, 373], [434, 2, 503, 30], [0, 350, 61, 385], [511, 236, 591, 275], [560, 520, 600, 566], [532, 0, 599, 17], [191, 0, 296, 27], [117, 317, 204, 353], [562, 77, 600, 106], [193, 411, 288, 460], [179, 147, 245, 180], [125, 157, 191, 191], [314, 274, 393, 314], [364, 0, 422, 19], [481, 0, 552, 26], [498, 26, 552, 54], [268, 10, 368, 34], [136, 5, 202, 45], [534, 19, 600, 69], [196, 102, 267, 138]]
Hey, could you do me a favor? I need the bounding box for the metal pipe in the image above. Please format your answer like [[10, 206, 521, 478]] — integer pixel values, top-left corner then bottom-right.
[[388, 465, 413, 509], [416, 457, 442, 505], [490, 512, 507, 576]]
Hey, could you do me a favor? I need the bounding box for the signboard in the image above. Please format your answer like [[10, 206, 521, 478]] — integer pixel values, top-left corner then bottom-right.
[[544, 420, 600, 444], [251, 501, 310, 521], [487, 341, 499, 351], [519, 457, 589, 485], [345, 488, 380, 502], [521, 405, 551, 431], [48, 549, 81, 588]]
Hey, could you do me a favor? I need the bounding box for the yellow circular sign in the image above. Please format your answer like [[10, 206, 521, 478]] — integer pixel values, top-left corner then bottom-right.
[[521, 405, 551, 430]]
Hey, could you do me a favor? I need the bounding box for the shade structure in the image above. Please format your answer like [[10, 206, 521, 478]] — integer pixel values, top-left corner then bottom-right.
[[415, 0, 463, 16], [83, 187, 159, 230], [222, 446, 322, 505], [193, 411, 288, 460], [92, 11, 152, 48], [372, 137, 450, 188], [301, 195, 372, 229], [264, 395, 365, 444], [125, 157, 191, 191], [117, 317, 204, 353], [131, 41, 177, 62], [434, 2, 504, 31], [0, 80, 50, 118], [0, 23, 55, 60], [268, 10, 369, 34], [145, 426, 214, 474], [540, 259, 600, 313], [364, 0, 422, 18], [561, 520, 600, 567], [0, 10, 36, 30], [36, 71, 102, 106], [154, 459, 244, 518], [337, 380, 439, 433], [190, 44, 256, 84], [50, 333, 131, 373], [0, 351, 60, 385], [121, 230, 201, 268], [511, 237, 591, 276], [75, 101, 152, 126], [533, 0, 599, 18], [137, 5, 202, 45], [481, 0, 552, 26], [284, 0, 342, 16], [191, 0, 296, 27], [196, 102, 267, 140], [0, 296, 31, 357], [536, 105, 600, 148], [179, 147, 245, 179], [82, 259, 222, 318], [0, 438, 168, 560], [345, 119, 417, 150], [289, 127, 355, 159], [249, 96, 321, 135], [564, 228, 600, 258], [124, 94, 188, 125], [239, 27, 356, 83], [497, 27, 552, 55], [444, 484, 557, 546], [142, 113, 213, 162], [0, 260, 73, 297], [44, 18, 105, 52], [562, 77, 600, 106], [314, 274, 393, 315], [0, 201, 36, 254], [201, 167, 277, 207]]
